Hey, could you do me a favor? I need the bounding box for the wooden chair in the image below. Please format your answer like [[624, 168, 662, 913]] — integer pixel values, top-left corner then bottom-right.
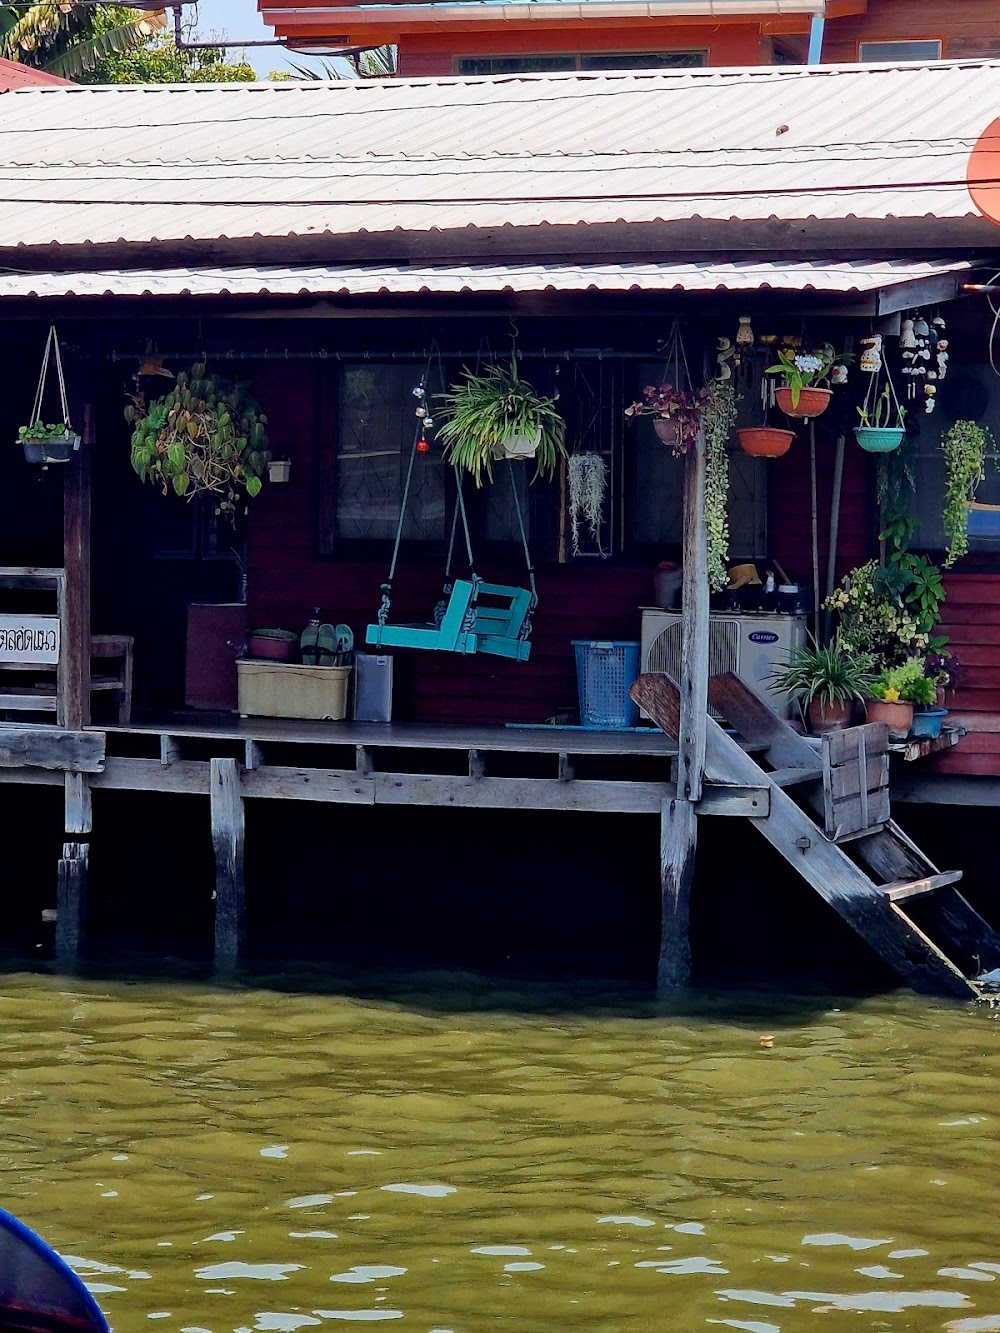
[[91, 634, 133, 724]]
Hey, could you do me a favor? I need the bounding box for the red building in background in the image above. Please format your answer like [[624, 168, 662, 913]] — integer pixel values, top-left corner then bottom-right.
[[259, 0, 997, 78]]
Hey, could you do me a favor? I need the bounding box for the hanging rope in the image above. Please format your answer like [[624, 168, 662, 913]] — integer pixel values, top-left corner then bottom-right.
[[32, 325, 73, 430], [509, 466, 538, 640]]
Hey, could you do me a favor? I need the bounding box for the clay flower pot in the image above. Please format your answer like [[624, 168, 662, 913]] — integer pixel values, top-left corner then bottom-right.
[[652, 416, 682, 448], [737, 427, 795, 458], [776, 386, 832, 419], [865, 698, 913, 741], [807, 697, 854, 734]]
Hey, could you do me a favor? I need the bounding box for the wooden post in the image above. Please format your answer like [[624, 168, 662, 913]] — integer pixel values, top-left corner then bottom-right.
[[55, 405, 93, 967], [211, 757, 246, 973], [62, 403, 92, 731], [659, 795, 696, 989], [677, 424, 709, 802], [56, 842, 88, 967]]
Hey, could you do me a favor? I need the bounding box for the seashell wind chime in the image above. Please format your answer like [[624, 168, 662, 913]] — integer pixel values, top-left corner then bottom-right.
[[899, 311, 950, 414]]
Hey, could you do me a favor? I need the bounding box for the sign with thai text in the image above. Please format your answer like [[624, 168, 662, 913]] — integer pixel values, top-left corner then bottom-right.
[[0, 615, 60, 665]]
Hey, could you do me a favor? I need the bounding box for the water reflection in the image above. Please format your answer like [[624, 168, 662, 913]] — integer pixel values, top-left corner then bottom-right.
[[0, 971, 996, 1330]]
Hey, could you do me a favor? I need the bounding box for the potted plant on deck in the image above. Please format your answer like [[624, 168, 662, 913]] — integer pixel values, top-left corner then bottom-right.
[[436, 359, 565, 486], [865, 659, 937, 740], [768, 634, 877, 734]]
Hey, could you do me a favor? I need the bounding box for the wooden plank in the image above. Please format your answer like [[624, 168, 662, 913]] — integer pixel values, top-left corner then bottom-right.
[[0, 693, 58, 711], [827, 753, 890, 800], [0, 727, 104, 773], [629, 675, 732, 784], [893, 727, 965, 762], [659, 797, 696, 990], [881, 871, 963, 902], [64, 772, 92, 836], [768, 765, 824, 788], [211, 757, 245, 975], [372, 773, 669, 814], [55, 840, 87, 968], [91, 758, 209, 795], [0, 567, 65, 587], [677, 426, 709, 802], [907, 888, 1000, 975], [825, 722, 889, 766], [61, 406, 92, 731], [698, 784, 770, 818], [707, 673, 819, 770], [825, 789, 890, 841], [242, 766, 375, 804]]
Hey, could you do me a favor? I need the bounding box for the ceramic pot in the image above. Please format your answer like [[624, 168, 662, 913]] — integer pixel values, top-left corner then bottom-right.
[[865, 698, 913, 740], [807, 697, 854, 734], [491, 427, 540, 461], [776, 386, 831, 419], [652, 417, 682, 448], [910, 707, 948, 740], [737, 427, 795, 458], [855, 426, 905, 453]]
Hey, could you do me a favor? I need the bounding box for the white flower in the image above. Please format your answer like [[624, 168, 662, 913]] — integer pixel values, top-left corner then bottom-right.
[[794, 354, 823, 373]]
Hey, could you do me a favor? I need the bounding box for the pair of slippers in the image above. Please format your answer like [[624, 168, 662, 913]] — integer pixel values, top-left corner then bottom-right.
[[301, 621, 353, 667]]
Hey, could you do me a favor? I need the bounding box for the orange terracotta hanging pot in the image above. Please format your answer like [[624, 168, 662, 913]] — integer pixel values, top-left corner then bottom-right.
[[776, 386, 832, 419], [737, 427, 795, 458]]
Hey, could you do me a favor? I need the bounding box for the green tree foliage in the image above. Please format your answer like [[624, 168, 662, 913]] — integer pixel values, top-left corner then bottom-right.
[[79, 9, 256, 83], [0, 1, 167, 78]]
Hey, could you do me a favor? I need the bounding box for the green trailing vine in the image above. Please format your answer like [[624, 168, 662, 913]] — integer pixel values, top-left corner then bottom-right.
[[941, 418, 996, 567], [703, 380, 735, 593]]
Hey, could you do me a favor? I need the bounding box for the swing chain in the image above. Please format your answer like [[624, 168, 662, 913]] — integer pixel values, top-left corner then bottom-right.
[[376, 582, 392, 627]]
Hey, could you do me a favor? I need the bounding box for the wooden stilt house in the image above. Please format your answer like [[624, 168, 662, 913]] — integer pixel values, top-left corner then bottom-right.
[[2, 62, 1000, 993]]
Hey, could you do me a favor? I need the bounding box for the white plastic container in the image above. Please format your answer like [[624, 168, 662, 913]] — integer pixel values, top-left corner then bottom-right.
[[354, 651, 393, 722], [237, 660, 350, 720]]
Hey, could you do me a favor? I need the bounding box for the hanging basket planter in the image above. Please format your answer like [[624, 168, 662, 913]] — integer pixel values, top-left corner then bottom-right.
[[737, 427, 795, 458], [19, 326, 80, 466], [855, 426, 905, 453], [966, 501, 1000, 539], [776, 386, 832, 419], [490, 427, 541, 462]]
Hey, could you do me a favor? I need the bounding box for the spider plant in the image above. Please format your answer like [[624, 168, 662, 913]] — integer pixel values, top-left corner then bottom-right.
[[768, 635, 877, 709], [436, 359, 566, 487]]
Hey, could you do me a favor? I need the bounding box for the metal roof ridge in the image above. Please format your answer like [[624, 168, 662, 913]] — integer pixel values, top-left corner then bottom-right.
[[8, 56, 1000, 97]]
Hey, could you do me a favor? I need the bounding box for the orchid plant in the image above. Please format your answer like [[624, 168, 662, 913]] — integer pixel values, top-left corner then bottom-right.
[[766, 346, 848, 409]]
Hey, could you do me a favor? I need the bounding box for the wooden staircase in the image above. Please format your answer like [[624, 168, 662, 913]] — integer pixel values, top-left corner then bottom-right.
[[631, 672, 1000, 1001]]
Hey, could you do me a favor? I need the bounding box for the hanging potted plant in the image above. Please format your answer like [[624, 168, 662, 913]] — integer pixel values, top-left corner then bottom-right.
[[855, 384, 906, 454], [941, 418, 998, 564], [567, 452, 608, 556], [126, 362, 270, 516], [768, 635, 877, 734], [765, 345, 845, 419], [436, 359, 565, 487], [19, 326, 81, 465], [736, 422, 796, 458], [624, 382, 709, 453]]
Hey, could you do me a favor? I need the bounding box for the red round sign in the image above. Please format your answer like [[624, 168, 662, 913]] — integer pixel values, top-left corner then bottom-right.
[[968, 116, 1000, 226]]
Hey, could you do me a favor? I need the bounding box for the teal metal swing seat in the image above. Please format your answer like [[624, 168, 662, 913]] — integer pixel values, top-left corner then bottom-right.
[[365, 425, 536, 662]]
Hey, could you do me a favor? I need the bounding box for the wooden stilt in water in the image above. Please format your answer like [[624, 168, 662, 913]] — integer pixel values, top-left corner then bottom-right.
[[56, 841, 88, 967], [659, 795, 696, 989], [211, 757, 246, 973]]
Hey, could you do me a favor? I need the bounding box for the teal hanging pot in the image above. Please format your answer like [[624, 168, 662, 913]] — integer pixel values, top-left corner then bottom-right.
[[855, 426, 905, 453]]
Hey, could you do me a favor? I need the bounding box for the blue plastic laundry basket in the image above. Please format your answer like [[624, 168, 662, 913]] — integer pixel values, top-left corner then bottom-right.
[[572, 640, 641, 729]]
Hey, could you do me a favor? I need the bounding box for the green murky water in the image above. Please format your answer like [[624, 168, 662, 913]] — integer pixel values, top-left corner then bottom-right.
[[1, 972, 998, 1332]]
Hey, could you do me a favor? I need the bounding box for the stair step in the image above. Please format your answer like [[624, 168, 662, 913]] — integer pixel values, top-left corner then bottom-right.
[[880, 871, 964, 903], [767, 765, 824, 788]]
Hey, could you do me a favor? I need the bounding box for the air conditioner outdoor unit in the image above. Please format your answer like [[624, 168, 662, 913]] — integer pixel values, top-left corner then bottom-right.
[[640, 609, 809, 720]]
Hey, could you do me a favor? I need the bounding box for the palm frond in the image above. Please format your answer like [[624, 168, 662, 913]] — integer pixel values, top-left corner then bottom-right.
[[41, 7, 165, 76]]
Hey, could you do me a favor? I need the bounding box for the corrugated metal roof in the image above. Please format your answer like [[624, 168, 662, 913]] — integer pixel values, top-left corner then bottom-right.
[[0, 259, 972, 299], [0, 59, 70, 90], [1, 62, 998, 254]]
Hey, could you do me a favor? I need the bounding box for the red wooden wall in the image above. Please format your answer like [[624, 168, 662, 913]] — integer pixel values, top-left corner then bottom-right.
[[822, 0, 1000, 62], [246, 360, 1000, 775]]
